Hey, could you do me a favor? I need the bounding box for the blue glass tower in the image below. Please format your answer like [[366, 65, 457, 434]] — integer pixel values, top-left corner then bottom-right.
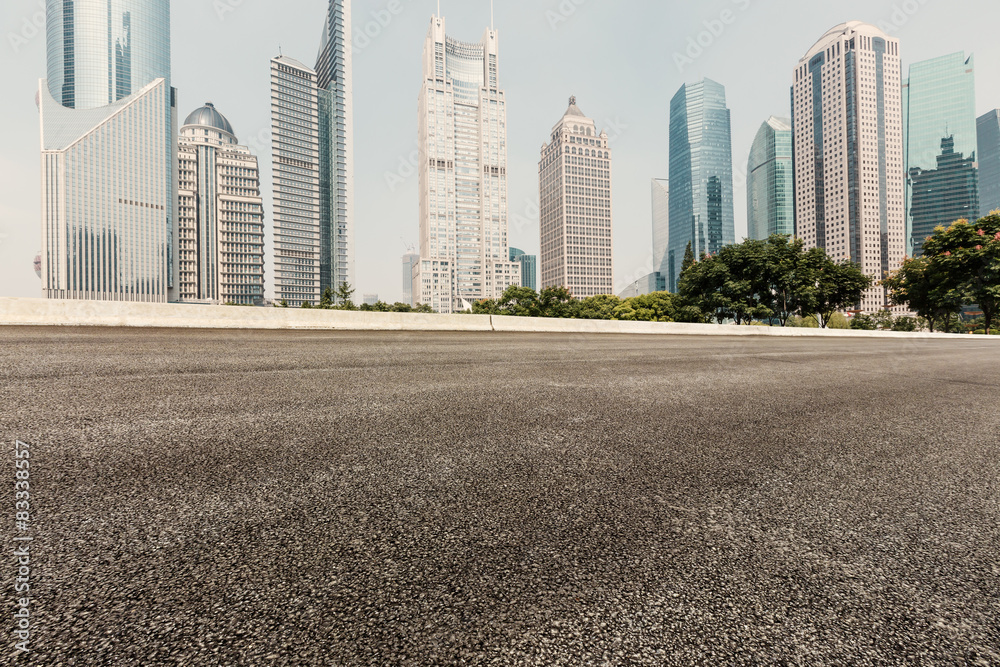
[[903, 53, 978, 255], [667, 79, 735, 292], [509, 248, 538, 291], [40, 0, 176, 302], [747, 117, 794, 241], [978, 110, 1000, 218]]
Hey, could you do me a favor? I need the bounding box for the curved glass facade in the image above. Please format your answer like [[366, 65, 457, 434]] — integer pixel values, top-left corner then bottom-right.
[[747, 117, 794, 241], [46, 0, 170, 110]]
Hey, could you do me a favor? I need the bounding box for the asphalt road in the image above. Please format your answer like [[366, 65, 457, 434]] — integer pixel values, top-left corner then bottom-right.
[[2, 327, 999, 666]]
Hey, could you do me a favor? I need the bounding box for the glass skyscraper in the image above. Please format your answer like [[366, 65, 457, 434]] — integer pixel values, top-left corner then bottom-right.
[[509, 248, 538, 292], [903, 53, 978, 256], [667, 79, 735, 293], [747, 117, 794, 241], [40, 0, 176, 302], [978, 110, 1000, 217], [316, 0, 355, 295]]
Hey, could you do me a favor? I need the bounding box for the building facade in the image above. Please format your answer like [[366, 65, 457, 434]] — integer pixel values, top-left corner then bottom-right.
[[792, 22, 905, 313], [509, 248, 537, 291], [40, 0, 176, 302], [651, 178, 669, 278], [270, 56, 320, 307], [903, 53, 978, 255], [414, 14, 520, 313], [315, 0, 355, 294], [978, 110, 1000, 217], [667, 79, 735, 293], [538, 97, 614, 298], [747, 116, 795, 241], [402, 251, 420, 306], [177, 103, 265, 305]]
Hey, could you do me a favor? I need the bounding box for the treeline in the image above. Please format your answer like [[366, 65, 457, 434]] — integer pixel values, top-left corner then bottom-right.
[[474, 235, 872, 327], [278, 283, 433, 313], [885, 214, 1000, 333]]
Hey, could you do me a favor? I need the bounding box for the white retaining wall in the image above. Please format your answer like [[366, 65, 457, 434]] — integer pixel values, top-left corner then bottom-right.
[[0, 298, 992, 340]]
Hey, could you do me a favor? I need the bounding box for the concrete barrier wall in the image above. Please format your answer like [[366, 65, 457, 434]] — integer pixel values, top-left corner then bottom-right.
[[0, 297, 992, 341]]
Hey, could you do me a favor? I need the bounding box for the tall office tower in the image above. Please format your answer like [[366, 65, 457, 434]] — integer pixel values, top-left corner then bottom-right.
[[39, 0, 177, 302], [402, 250, 420, 306], [177, 104, 265, 305], [315, 0, 355, 294], [903, 53, 978, 256], [509, 248, 538, 291], [792, 22, 905, 313], [651, 178, 669, 279], [538, 97, 614, 298], [667, 79, 735, 293], [747, 117, 795, 241], [270, 56, 321, 307], [977, 110, 1000, 217], [415, 14, 521, 314]]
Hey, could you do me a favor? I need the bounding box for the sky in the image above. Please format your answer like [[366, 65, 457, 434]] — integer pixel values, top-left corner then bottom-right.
[[2, 0, 1000, 302]]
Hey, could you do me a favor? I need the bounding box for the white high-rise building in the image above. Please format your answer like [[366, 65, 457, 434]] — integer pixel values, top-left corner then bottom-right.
[[792, 22, 906, 313], [39, 0, 177, 302], [539, 97, 614, 298], [414, 14, 520, 314], [177, 103, 265, 305], [270, 56, 321, 307]]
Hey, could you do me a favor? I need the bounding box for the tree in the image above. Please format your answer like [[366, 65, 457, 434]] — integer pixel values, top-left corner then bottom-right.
[[807, 251, 872, 328], [921, 216, 1000, 334], [613, 292, 681, 322], [278, 300, 289, 308], [577, 294, 622, 320], [412, 303, 434, 314], [538, 286, 575, 318], [497, 286, 542, 317], [335, 282, 356, 310], [320, 287, 335, 309], [680, 241, 696, 277], [883, 255, 962, 333], [301, 301, 313, 309], [850, 314, 877, 330]]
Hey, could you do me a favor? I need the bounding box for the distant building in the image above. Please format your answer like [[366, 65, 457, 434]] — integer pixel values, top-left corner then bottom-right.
[[651, 178, 669, 278], [619, 273, 663, 299], [39, 0, 176, 302], [509, 248, 537, 291], [978, 110, 1000, 217], [667, 79, 735, 292], [402, 251, 420, 306], [903, 53, 978, 255], [363, 294, 379, 306], [414, 13, 520, 313], [539, 96, 614, 298], [792, 22, 905, 313], [177, 104, 265, 305], [909, 137, 979, 256], [747, 117, 794, 241]]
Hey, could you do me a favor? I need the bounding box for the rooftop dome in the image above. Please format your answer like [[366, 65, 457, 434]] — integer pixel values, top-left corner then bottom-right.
[[183, 102, 235, 136]]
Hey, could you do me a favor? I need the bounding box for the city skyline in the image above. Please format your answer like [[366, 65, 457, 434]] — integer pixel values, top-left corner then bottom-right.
[[5, 0, 1000, 303]]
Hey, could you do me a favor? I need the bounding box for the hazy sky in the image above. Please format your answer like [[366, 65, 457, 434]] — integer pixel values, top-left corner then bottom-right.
[[2, 0, 999, 302]]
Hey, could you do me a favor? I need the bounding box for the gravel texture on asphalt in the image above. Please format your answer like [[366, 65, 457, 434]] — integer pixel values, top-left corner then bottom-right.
[[1, 327, 999, 666]]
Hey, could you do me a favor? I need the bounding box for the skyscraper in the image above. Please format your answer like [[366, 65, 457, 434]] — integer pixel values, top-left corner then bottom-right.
[[539, 97, 614, 298], [667, 79, 735, 293], [747, 117, 794, 241], [792, 22, 905, 313], [903, 53, 978, 256], [509, 248, 538, 291], [414, 14, 520, 314], [316, 0, 355, 294], [978, 110, 1000, 217], [177, 103, 265, 305], [402, 250, 420, 306], [39, 0, 176, 302], [270, 56, 320, 307], [651, 178, 669, 278], [270, 0, 353, 307]]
